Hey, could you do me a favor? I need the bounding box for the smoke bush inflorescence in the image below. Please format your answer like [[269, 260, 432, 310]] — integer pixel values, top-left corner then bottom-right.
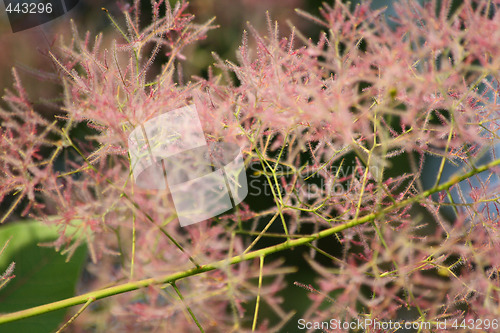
[[0, 0, 499, 331]]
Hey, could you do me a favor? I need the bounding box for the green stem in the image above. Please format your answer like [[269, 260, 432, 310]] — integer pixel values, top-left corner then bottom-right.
[[252, 255, 265, 331], [171, 282, 204, 333], [0, 157, 498, 325], [55, 297, 95, 333]]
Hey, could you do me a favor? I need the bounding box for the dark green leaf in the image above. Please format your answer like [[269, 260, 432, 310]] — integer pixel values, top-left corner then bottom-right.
[[0, 220, 87, 333]]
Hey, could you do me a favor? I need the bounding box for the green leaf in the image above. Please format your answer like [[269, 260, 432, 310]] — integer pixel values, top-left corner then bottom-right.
[[0, 220, 87, 333]]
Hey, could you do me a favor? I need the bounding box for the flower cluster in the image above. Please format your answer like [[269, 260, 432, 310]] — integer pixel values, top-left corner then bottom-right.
[[0, 0, 499, 331]]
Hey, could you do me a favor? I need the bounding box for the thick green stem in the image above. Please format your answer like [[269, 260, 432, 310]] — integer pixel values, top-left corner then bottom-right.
[[0, 157, 498, 325]]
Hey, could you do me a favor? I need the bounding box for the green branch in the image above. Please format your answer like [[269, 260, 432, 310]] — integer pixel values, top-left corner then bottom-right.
[[0, 157, 498, 325]]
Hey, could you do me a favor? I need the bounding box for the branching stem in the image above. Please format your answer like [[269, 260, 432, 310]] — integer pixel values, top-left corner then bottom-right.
[[0, 157, 498, 325]]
